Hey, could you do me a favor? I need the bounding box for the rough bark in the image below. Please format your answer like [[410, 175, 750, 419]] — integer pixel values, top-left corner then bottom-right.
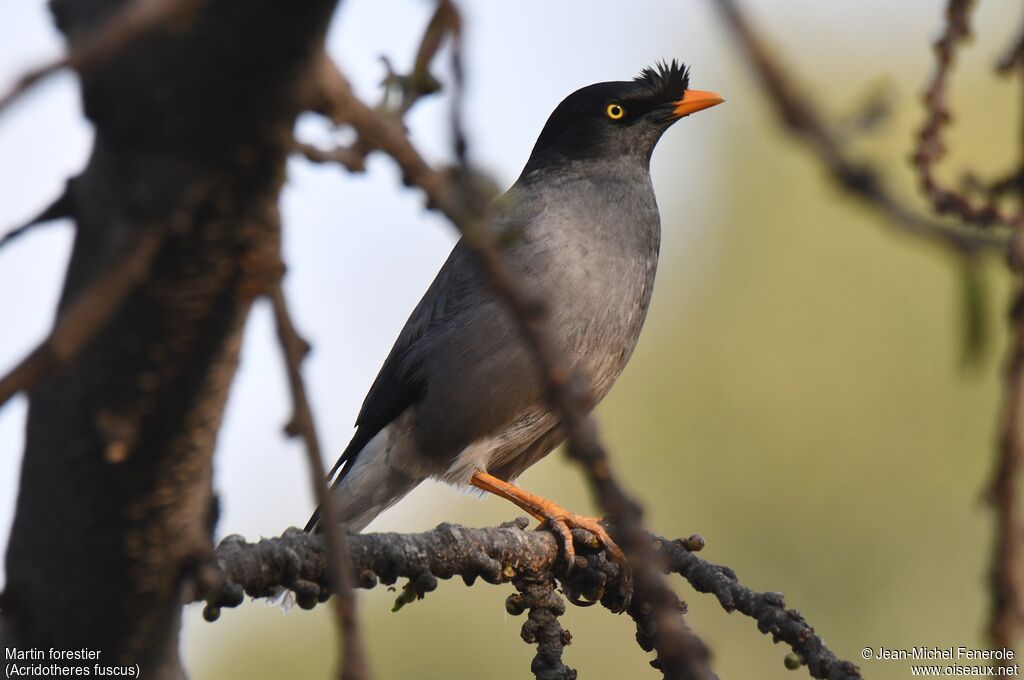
[[205, 523, 862, 680]]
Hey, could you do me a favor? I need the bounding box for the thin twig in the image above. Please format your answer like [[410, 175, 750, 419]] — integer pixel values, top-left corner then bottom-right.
[[912, 0, 1017, 228], [0, 187, 73, 251], [0, 228, 162, 409], [0, 0, 204, 117], [710, 0, 1010, 253], [997, 10, 1024, 75], [987, 43, 1024, 655], [295, 141, 367, 173], [302, 0, 456, 170], [382, 0, 455, 117], [268, 281, 371, 680], [659, 538, 862, 680]]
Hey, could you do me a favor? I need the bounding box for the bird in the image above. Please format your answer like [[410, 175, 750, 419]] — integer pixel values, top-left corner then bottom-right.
[[306, 61, 723, 569]]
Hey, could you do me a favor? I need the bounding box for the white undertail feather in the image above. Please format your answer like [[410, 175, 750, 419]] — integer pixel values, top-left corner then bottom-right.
[[273, 428, 421, 612], [268, 588, 295, 612], [328, 425, 423, 533]]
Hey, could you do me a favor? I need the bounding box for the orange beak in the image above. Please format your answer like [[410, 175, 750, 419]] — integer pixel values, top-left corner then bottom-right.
[[671, 89, 725, 118]]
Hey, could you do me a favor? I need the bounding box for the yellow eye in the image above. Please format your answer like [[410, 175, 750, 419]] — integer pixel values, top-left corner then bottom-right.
[[606, 103, 625, 120]]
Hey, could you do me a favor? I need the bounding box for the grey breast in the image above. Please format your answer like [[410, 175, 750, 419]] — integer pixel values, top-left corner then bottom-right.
[[398, 159, 662, 481]]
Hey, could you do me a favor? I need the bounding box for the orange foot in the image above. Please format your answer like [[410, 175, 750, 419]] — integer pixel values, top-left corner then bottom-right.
[[470, 470, 632, 596]]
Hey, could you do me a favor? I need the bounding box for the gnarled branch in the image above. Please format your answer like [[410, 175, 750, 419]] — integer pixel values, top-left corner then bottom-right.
[[204, 523, 861, 680]]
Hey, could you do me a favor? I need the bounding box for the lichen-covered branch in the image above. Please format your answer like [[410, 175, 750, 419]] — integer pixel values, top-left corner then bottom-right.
[[988, 5, 1024, 661], [296, 0, 456, 169], [205, 523, 861, 680], [998, 14, 1024, 75], [0, 185, 73, 250], [511, 570, 576, 680], [658, 538, 861, 680]]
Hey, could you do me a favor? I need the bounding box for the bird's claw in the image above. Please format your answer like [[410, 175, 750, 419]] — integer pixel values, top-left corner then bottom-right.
[[535, 512, 633, 607], [467, 471, 634, 608], [536, 516, 578, 572]]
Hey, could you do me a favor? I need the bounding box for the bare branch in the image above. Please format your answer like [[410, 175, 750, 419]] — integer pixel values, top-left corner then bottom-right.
[[709, 0, 1010, 254], [381, 0, 457, 117], [0, 186, 73, 251], [295, 141, 367, 173], [300, 0, 457, 172], [206, 524, 862, 680], [987, 276, 1024, 653], [996, 10, 1024, 75], [268, 281, 371, 680], [659, 538, 862, 680], [912, 0, 1017, 227]]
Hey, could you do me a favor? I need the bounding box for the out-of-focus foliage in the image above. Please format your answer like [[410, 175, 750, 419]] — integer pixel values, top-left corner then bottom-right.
[[183, 3, 1019, 679]]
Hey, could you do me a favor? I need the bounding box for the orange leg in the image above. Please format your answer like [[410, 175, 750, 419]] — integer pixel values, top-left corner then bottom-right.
[[470, 470, 630, 584]]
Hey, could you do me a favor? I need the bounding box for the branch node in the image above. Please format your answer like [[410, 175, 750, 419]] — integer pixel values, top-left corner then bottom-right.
[[513, 569, 576, 680]]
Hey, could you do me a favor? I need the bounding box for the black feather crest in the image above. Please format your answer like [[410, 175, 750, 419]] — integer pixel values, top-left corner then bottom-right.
[[635, 60, 690, 102]]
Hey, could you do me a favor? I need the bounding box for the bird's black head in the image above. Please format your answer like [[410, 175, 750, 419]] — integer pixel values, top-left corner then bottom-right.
[[520, 61, 723, 179]]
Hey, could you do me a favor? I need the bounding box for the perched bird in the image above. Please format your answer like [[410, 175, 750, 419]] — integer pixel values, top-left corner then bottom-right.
[[307, 61, 723, 566]]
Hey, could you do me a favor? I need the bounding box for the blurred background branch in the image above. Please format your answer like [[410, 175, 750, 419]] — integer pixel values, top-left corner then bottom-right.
[[307, 40, 716, 678], [269, 278, 371, 680], [912, 0, 1017, 228], [710, 0, 1010, 255], [709, 0, 1024, 664]]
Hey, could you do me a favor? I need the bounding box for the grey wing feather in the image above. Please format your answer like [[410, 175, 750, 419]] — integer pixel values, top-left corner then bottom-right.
[[307, 243, 480, 533], [324, 241, 481, 482], [319, 190, 544, 495]]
